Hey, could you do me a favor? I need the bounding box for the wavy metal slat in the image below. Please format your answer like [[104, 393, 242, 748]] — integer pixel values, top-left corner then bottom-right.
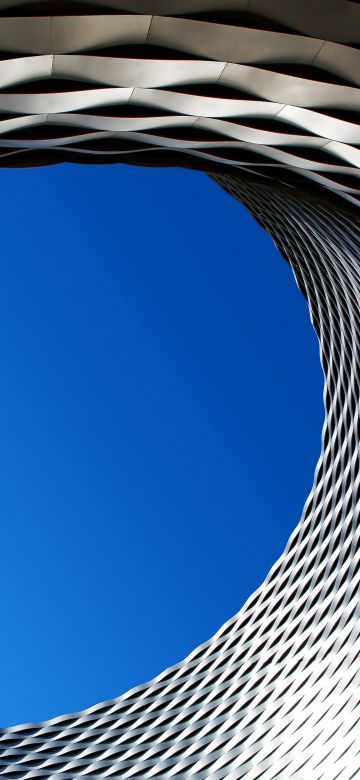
[[0, 4, 358, 201]]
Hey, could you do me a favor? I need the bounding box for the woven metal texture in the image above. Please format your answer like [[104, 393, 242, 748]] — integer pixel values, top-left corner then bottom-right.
[[1, 178, 360, 779], [0, 1, 358, 204], [0, 2, 360, 778]]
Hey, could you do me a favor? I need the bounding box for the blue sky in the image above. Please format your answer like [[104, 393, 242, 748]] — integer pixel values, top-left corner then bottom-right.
[[0, 164, 323, 728]]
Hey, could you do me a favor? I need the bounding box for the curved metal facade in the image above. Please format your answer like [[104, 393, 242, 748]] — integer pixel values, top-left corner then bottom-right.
[[0, 3, 359, 779], [0, 0, 359, 206]]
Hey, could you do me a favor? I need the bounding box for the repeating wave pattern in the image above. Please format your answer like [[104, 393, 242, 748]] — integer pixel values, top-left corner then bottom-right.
[[1, 177, 359, 779], [0, 1, 359, 204], [0, 2, 360, 778]]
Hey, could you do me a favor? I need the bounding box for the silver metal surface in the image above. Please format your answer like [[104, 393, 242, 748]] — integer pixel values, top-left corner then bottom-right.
[[0, 3, 359, 778]]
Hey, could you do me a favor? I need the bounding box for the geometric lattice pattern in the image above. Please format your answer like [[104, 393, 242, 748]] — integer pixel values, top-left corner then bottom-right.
[[0, 1, 359, 206], [0, 2, 360, 778], [1, 177, 359, 779]]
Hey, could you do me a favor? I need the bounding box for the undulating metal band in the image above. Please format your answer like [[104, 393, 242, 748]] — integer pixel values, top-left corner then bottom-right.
[[0, 1, 360, 776], [1, 179, 359, 778], [0, 1, 360, 205]]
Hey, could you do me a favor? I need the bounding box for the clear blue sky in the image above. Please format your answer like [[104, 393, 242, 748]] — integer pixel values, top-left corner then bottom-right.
[[0, 164, 323, 728]]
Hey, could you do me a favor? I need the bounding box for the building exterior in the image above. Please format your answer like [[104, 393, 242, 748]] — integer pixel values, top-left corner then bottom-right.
[[0, 2, 359, 778]]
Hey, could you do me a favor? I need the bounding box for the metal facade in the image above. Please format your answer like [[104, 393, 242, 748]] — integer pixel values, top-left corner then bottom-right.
[[0, 3, 359, 778]]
